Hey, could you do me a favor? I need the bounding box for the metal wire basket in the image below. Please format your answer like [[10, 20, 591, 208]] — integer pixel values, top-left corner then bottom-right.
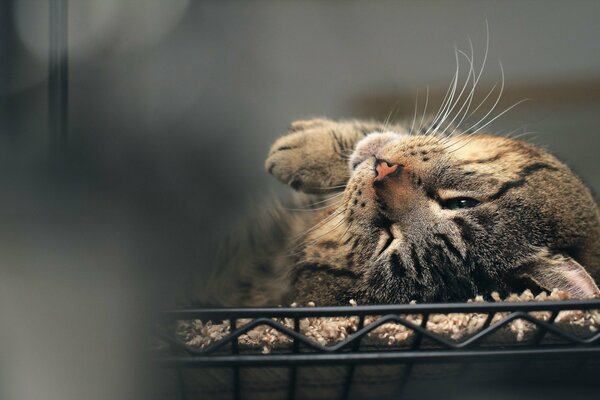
[[155, 299, 600, 400]]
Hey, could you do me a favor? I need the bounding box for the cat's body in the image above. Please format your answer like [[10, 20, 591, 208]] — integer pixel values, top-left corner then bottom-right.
[[199, 118, 600, 306]]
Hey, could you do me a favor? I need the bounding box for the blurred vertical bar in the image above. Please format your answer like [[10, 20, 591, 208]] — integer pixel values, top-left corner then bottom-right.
[[0, 0, 15, 139], [48, 0, 68, 153]]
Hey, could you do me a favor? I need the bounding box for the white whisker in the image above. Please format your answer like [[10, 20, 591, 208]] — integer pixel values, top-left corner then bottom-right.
[[383, 100, 402, 129], [431, 48, 464, 135], [291, 206, 347, 241], [453, 25, 490, 132], [427, 49, 461, 138], [423, 51, 461, 139], [435, 49, 476, 137], [409, 89, 419, 135], [464, 61, 506, 133], [417, 86, 430, 134], [291, 215, 347, 255], [466, 98, 531, 137]]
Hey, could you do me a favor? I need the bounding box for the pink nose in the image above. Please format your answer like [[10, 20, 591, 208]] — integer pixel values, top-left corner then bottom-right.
[[374, 160, 399, 181]]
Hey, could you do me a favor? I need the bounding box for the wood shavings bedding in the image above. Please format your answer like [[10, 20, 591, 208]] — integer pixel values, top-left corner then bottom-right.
[[175, 290, 600, 354]]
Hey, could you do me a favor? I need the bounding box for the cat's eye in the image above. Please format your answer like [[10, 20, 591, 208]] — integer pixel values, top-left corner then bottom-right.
[[440, 197, 480, 210]]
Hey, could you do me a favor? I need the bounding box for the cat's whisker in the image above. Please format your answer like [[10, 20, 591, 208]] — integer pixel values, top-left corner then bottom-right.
[[435, 52, 475, 139], [443, 134, 476, 154], [416, 86, 430, 135], [444, 93, 527, 155], [432, 48, 475, 138], [448, 24, 490, 138], [290, 213, 348, 256], [408, 89, 419, 135], [285, 198, 343, 212], [458, 81, 498, 132], [293, 205, 345, 233], [311, 184, 348, 191], [441, 28, 488, 140], [464, 61, 506, 133], [463, 98, 531, 139], [505, 130, 537, 140], [437, 47, 467, 127], [302, 192, 345, 206], [439, 133, 465, 152], [443, 44, 479, 137], [291, 205, 348, 242], [295, 217, 346, 248], [427, 50, 461, 138], [383, 100, 402, 130], [337, 219, 356, 245], [422, 52, 461, 139]]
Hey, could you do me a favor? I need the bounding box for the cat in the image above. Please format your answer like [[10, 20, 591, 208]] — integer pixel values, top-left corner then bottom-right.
[[197, 116, 600, 307]]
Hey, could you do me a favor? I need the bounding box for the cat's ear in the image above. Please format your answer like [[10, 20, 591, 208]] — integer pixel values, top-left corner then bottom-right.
[[518, 251, 599, 298]]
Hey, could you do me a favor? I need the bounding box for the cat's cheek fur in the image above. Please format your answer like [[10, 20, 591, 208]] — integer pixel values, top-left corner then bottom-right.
[[349, 131, 409, 171]]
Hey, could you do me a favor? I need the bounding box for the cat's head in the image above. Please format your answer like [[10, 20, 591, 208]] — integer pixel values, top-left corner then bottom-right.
[[341, 131, 600, 303]]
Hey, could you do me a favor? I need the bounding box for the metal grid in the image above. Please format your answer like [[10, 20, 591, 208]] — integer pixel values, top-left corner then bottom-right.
[[157, 299, 600, 399]]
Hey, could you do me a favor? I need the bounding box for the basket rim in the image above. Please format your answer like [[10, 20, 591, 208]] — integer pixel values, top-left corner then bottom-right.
[[162, 298, 600, 320]]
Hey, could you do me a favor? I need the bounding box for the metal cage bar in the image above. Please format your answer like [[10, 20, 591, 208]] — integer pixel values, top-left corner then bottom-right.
[[48, 0, 69, 153], [162, 299, 600, 320], [158, 300, 600, 363], [159, 299, 600, 376]]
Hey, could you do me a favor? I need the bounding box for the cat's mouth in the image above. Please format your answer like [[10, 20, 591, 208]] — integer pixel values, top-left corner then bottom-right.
[[373, 217, 400, 257]]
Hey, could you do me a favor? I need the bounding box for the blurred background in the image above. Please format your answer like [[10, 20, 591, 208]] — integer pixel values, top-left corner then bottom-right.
[[1, 1, 599, 399]]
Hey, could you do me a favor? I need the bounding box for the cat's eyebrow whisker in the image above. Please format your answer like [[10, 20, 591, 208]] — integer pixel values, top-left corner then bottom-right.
[[464, 61, 506, 133], [442, 132, 479, 155], [449, 24, 490, 138], [431, 47, 464, 136], [432, 48, 476, 139], [438, 131, 459, 147], [446, 40, 483, 137], [505, 130, 537, 140], [435, 48, 477, 139], [455, 27, 490, 133], [444, 96, 528, 155], [422, 51, 461, 140], [408, 90, 419, 135], [383, 100, 402, 129], [417, 86, 430, 135], [439, 133, 463, 151], [442, 25, 490, 140], [442, 41, 492, 138], [457, 81, 498, 134], [427, 51, 461, 139], [462, 98, 531, 139]]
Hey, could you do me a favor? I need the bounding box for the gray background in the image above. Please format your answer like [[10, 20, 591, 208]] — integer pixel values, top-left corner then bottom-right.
[[1, 1, 600, 399]]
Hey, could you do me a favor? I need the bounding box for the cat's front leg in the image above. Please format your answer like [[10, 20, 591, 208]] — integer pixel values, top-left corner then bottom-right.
[[265, 118, 399, 194]]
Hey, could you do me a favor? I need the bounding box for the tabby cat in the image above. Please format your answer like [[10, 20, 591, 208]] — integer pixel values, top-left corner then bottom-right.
[[201, 116, 600, 306]]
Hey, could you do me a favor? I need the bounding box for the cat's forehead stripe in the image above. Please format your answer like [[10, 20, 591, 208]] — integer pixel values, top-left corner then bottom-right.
[[488, 162, 559, 201]]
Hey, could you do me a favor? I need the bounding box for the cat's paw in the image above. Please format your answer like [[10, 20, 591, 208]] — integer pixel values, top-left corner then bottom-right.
[[265, 119, 352, 193]]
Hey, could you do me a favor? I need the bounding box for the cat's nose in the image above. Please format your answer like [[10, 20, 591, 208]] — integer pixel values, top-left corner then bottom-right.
[[374, 159, 400, 182]]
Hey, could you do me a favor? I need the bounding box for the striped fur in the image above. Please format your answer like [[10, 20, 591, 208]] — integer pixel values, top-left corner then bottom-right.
[[259, 118, 600, 305]]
